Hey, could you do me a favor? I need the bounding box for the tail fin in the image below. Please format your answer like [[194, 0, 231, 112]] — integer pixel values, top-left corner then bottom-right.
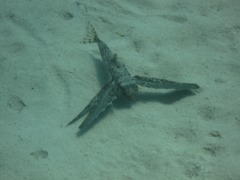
[[82, 22, 100, 43]]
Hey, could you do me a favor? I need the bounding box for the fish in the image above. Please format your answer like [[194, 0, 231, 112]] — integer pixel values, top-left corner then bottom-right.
[[67, 22, 199, 131]]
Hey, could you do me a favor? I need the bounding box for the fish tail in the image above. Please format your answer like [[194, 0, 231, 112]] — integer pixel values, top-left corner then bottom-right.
[[82, 22, 100, 43]]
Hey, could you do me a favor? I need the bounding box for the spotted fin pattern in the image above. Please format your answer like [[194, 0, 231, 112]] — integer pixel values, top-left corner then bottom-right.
[[68, 22, 200, 133], [67, 81, 120, 129], [83, 22, 138, 99], [134, 75, 199, 90]]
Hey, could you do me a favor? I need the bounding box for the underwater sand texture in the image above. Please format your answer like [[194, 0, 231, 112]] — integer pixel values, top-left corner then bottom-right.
[[0, 0, 240, 179]]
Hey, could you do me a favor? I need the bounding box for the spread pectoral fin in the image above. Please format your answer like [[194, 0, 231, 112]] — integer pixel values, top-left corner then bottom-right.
[[67, 87, 105, 126], [134, 75, 199, 90], [67, 81, 120, 127], [67, 101, 94, 126], [79, 81, 121, 130]]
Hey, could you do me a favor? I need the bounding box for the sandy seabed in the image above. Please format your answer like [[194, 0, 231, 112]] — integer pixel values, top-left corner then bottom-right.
[[1, 0, 240, 179]]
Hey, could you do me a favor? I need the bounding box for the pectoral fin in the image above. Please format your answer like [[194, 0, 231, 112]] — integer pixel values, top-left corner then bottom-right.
[[134, 75, 199, 90], [79, 81, 120, 130]]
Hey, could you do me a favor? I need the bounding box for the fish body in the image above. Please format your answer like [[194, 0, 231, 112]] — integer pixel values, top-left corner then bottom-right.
[[83, 22, 138, 99], [68, 22, 199, 131]]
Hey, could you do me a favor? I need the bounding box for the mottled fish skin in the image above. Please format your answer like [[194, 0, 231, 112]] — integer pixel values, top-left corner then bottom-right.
[[83, 22, 138, 99], [78, 81, 121, 129], [134, 75, 199, 90], [83, 22, 116, 68], [67, 81, 120, 129], [68, 22, 200, 132]]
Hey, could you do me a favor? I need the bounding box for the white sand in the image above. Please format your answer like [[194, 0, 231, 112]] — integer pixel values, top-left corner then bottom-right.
[[1, 0, 240, 179]]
